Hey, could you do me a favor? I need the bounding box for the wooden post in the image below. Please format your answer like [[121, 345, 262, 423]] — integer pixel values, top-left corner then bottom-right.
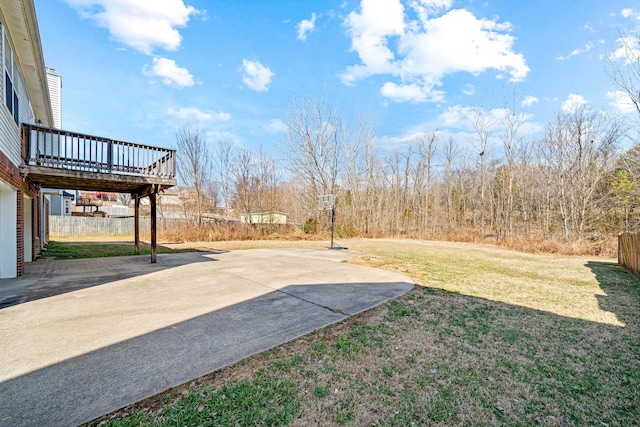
[[618, 233, 622, 266], [134, 194, 140, 255], [150, 186, 157, 263]]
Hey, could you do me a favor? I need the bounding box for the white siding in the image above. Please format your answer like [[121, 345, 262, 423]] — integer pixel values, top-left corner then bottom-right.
[[46, 68, 61, 129], [17, 70, 34, 125], [0, 16, 37, 166], [0, 19, 19, 165], [0, 103, 20, 165]]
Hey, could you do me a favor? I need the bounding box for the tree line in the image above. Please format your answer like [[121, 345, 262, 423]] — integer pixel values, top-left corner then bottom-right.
[[174, 39, 640, 249]]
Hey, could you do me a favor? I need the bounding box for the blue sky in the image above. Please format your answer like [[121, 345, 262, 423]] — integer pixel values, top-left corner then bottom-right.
[[33, 0, 640, 156]]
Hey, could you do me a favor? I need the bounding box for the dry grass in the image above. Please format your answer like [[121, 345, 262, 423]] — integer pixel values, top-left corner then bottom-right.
[[53, 221, 620, 257], [345, 239, 623, 325], [157, 222, 318, 244], [88, 238, 640, 427]]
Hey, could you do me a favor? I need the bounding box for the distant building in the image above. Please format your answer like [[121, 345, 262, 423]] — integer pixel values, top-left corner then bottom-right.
[[39, 188, 74, 247], [45, 67, 61, 129], [158, 188, 182, 211], [239, 211, 287, 224], [41, 67, 66, 245], [42, 189, 73, 216]]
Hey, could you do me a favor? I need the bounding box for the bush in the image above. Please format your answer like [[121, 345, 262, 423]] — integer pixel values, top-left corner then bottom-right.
[[302, 217, 317, 234]]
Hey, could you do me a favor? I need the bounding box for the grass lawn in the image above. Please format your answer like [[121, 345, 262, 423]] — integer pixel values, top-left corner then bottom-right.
[[40, 240, 192, 259], [78, 238, 639, 426]]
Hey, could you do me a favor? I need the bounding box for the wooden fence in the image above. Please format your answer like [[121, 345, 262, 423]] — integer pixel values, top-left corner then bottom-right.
[[49, 216, 297, 238], [618, 232, 640, 277], [50, 216, 151, 236]]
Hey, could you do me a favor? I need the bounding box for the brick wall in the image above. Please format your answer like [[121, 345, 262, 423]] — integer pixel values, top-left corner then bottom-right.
[[0, 148, 38, 277], [16, 189, 23, 276], [33, 194, 40, 257]]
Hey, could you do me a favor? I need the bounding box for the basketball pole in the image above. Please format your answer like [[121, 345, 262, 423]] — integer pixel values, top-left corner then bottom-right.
[[331, 205, 335, 249]]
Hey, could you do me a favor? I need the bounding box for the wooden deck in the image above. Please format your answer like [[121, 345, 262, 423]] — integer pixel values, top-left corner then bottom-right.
[[22, 124, 176, 195], [22, 123, 177, 263]]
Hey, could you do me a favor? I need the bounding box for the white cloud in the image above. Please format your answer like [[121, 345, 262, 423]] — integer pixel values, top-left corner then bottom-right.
[[621, 8, 635, 19], [380, 82, 443, 103], [611, 35, 640, 65], [521, 95, 539, 107], [265, 119, 288, 133], [203, 130, 245, 148], [461, 84, 475, 96], [341, 0, 529, 103], [64, 0, 200, 54], [405, 0, 452, 24], [143, 57, 194, 88], [437, 105, 507, 130], [438, 105, 476, 128], [561, 94, 587, 113], [341, 0, 405, 85], [437, 104, 538, 133], [606, 90, 637, 113], [297, 13, 317, 41], [241, 59, 274, 91], [167, 107, 231, 121], [557, 42, 594, 60]]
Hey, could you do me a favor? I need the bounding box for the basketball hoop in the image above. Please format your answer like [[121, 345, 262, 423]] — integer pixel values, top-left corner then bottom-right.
[[318, 194, 338, 249], [318, 194, 334, 211]]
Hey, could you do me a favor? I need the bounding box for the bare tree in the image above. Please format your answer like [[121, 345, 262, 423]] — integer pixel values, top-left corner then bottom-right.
[[609, 31, 640, 198], [468, 105, 496, 238], [539, 106, 620, 241], [255, 146, 280, 212], [175, 125, 212, 224], [342, 114, 377, 234], [283, 95, 345, 213], [608, 32, 640, 117], [514, 137, 535, 239], [416, 130, 439, 234], [497, 93, 529, 240], [213, 137, 236, 219], [117, 193, 131, 207], [442, 137, 459, 231], [233, 147, 257, 220]]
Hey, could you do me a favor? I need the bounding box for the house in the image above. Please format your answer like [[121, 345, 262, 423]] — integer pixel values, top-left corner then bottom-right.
[[41, 188, 73, 216], [0, 0, 53, 278], [38, 188, 73, 246], [0, 0, 176, 279], [239, 211, 288, 224]]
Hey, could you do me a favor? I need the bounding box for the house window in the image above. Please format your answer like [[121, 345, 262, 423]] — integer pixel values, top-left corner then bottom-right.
[[12, 90, 18, 123], [64, 199, 70, 215], [2, 25, 18, 125], [5, 71, 11, 109], [0, 23, 2, 99]]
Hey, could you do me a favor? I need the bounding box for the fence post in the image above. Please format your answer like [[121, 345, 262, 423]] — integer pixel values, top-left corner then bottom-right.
[[636, 234, 640, 279], [618, 233, 622, 266], [107, 139, 113, 172]]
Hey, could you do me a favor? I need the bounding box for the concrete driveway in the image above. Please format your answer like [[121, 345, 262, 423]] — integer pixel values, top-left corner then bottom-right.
[[0, 248, 413, 427]]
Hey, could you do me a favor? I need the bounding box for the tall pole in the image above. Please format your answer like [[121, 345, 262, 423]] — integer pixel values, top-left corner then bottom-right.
[[150, 186, 157, 263], [331, 206, 335, 249], [134, 194, 140, 255]]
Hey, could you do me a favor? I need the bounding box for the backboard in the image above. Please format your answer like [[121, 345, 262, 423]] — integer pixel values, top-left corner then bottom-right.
[[318, 194, 334, 211]]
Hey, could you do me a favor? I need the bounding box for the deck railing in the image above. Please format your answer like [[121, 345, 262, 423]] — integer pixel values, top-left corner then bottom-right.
[[22, 124, 176, 179]]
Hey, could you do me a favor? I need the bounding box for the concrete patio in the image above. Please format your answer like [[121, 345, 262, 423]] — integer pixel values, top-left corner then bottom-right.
[[0, 248, 413, 427]]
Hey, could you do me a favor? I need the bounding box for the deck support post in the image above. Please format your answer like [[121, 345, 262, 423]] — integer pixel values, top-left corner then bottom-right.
[[134, 194, 140, 255], [150, 185, 158, 263]]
